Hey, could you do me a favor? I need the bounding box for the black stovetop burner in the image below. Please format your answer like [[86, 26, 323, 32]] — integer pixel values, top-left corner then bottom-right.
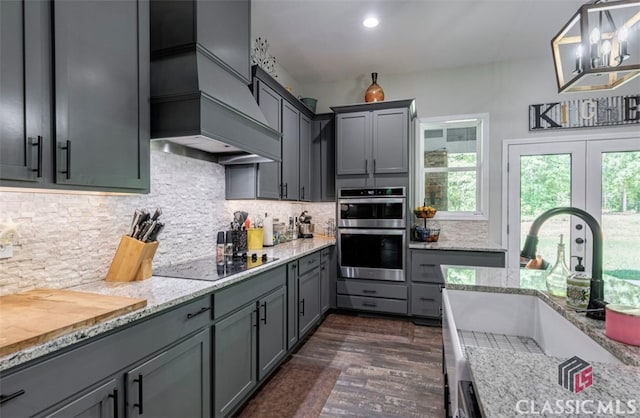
[[154, 253, 279, 282]]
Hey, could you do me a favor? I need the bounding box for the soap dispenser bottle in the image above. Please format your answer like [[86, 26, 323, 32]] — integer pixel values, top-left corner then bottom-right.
[[546, 234, 570, 297], [566, 256, 591, 309]]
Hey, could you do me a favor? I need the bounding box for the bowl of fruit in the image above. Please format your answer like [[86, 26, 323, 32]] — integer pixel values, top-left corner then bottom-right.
[[414, 205, 437, 218]]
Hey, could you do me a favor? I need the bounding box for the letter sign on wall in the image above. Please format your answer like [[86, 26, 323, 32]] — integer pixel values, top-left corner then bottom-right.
[[529, 95, 640, 131]]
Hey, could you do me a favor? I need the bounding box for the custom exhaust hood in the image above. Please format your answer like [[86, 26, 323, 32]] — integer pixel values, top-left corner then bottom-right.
[[149, 1, 281, 165]]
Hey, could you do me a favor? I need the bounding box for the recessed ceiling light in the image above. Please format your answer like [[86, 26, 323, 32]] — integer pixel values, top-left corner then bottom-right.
[[363, 17, 379, 28]]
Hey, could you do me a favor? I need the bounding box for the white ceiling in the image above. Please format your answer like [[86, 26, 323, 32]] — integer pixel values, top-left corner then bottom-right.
[[252, 0, 586, 84]]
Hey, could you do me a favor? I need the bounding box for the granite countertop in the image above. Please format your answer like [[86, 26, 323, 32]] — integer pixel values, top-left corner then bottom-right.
[[0, 237, 335, 373], [466, 347, 640, 417], [444, 264, 640, 416], [409, 238, 505, 252]]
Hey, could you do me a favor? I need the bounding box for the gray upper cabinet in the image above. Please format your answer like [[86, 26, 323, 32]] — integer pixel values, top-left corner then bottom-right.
[[333, 99, 415, 188], [336, 112, 370, 176], [256, 80, 282, 199], [0, 0, 49, 184], [257, 286, 287, 380], [281, 101, 300, 200], [125, 329, 211, 418], [372, 108, 409, 174], [299, 114, 312, 201], [311, 114, 336, 202], [1, 0, 150, 192], [53, 0, 149, 191]]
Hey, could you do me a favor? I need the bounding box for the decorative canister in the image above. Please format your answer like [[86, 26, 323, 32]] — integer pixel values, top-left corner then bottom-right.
[[365, 72, 384, 102], [566, 274, 591, 309]]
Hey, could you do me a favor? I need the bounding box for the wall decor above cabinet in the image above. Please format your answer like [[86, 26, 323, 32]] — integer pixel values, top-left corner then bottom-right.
[[149, 0, 281, 164], [0, 0, 150, 193]]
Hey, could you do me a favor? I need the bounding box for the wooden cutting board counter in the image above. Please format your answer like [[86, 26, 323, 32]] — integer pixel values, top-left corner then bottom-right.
[[0, 288, 147, 357]]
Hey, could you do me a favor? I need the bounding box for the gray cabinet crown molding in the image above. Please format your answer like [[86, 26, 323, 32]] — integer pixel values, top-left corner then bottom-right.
[[251, 65, 315, 119], [331, 98, 417, 118]]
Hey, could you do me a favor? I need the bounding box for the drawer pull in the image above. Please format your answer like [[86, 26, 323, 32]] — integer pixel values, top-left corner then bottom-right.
[[133, 374, 143, 414], [420, 297, 436, 302], [362, 289, 377, 294], [0, 389, 25, 405], [362, 302, 377, 307], [109, 389, 119, 418], [186, 306, 211, 319]]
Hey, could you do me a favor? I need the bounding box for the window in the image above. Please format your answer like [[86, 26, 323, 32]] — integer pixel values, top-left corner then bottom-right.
[[415, 113, 489, 220]]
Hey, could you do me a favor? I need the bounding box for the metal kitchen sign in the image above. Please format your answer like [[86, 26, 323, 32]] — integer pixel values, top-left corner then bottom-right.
[[529, 95, 639, 131]]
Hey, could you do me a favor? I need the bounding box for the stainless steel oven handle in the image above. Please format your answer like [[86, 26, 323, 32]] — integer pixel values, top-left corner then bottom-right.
[[338, 198, 406, 204], [337, 228, 405, 236]]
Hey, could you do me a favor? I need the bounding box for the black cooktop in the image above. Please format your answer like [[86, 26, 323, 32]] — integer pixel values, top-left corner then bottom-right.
[[154, 253, 279, 282]]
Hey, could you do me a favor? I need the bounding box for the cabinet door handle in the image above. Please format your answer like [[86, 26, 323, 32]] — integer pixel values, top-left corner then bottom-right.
[[301, 186, 305, 200], [30, 136, 43, 177], [279, 183, 283, 199], [0, 389, 25, 405], [300, 299, 305, 316], [261, 301, 267, 324], [284, 183, 288, 198], [133, 374, 143, 414], [420, 297, 436, 302], [365, 159, 368, 174], [373, 159, 376, 173], [362, 302, 377, 307], [186, 306, 211, 320], [59, 140, 71, 179], [362, 289, 377, 294], [108, 389, 119, 418]]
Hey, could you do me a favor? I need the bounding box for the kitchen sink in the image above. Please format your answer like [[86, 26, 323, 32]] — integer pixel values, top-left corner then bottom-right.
[[442, 289, 621, 416]]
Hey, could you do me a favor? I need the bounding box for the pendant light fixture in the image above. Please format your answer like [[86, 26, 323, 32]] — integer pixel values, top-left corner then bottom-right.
[[551, 0, 640, 93]]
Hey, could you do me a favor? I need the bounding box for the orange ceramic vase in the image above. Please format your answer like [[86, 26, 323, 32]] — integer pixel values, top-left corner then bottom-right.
[[365, 72, 384, 102]]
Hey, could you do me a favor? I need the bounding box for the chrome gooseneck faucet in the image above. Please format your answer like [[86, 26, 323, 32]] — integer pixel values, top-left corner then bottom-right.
[[520, 207, 607, 320]]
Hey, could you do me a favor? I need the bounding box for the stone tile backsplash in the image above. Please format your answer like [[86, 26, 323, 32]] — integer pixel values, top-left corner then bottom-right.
[[0, 151, 336, 296]]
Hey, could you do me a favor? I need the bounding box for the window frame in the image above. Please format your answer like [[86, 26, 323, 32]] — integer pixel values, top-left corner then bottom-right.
[[414, 112, 489, 221]]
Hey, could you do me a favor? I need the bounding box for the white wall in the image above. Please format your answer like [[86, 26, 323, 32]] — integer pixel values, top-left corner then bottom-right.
[[0, 151, 335, 295], [301, 56, 640, 243]]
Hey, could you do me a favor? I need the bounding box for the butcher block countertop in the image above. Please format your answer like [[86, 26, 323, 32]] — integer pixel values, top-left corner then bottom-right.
[[0, 237, 336, 373], [0, 289, 147, 357]]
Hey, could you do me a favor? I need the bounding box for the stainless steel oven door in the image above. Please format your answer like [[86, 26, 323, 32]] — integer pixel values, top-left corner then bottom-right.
[[338, 228, 406, 282], [338, 198, 406, 228]]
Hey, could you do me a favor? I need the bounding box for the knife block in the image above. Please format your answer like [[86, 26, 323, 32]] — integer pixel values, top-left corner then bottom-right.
[[106, 235, 159, 282]]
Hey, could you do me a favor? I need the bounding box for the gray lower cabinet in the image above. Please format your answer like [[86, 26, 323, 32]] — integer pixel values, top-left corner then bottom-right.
[[0, 297, 211, 418], [298, 267, 321, 337], [258, 286, 287, 380], [409, 249, 506, 319], [287, 262, 299, 349], [126, 329, 211, 418], [214, 304, 257, 417], [45, 378, 119, 418], [320, 247, 335, 313], [336, 279, 408, 315]]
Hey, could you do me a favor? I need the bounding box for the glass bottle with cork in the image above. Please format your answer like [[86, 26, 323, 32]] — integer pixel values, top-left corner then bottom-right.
[[546, 234, 570, 297]]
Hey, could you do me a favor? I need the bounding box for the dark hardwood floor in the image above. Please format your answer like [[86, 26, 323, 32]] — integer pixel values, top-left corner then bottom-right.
[[237, 312, 444, 417]]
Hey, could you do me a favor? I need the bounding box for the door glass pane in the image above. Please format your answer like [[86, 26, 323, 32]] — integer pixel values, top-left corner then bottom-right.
[[520, 154, 572, 267], [601, 151, 640, 282]]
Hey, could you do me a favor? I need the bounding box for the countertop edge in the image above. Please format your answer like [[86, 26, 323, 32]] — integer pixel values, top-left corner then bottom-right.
[[0, 238, 335, 373]]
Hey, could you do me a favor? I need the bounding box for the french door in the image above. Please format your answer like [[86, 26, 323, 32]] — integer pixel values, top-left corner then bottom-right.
[[506, 136, 640, 282]]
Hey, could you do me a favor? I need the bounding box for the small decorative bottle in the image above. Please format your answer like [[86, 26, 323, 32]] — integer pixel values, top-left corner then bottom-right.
[[365, 72, 385, 102], [546, 234, 570, 297]]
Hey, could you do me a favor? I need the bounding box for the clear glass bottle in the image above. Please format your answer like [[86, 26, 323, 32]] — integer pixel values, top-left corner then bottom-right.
[[546, 234, 570, 297]]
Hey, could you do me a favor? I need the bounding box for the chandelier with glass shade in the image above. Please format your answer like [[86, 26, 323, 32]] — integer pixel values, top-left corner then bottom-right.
[[552, 0, 640, 93]]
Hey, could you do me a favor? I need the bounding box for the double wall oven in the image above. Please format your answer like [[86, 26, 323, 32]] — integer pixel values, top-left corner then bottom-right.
[[337, 187, 406, 282]]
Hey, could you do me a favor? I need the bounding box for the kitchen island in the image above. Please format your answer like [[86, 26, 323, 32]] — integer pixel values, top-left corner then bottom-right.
[[443, 265, 640, 417]]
